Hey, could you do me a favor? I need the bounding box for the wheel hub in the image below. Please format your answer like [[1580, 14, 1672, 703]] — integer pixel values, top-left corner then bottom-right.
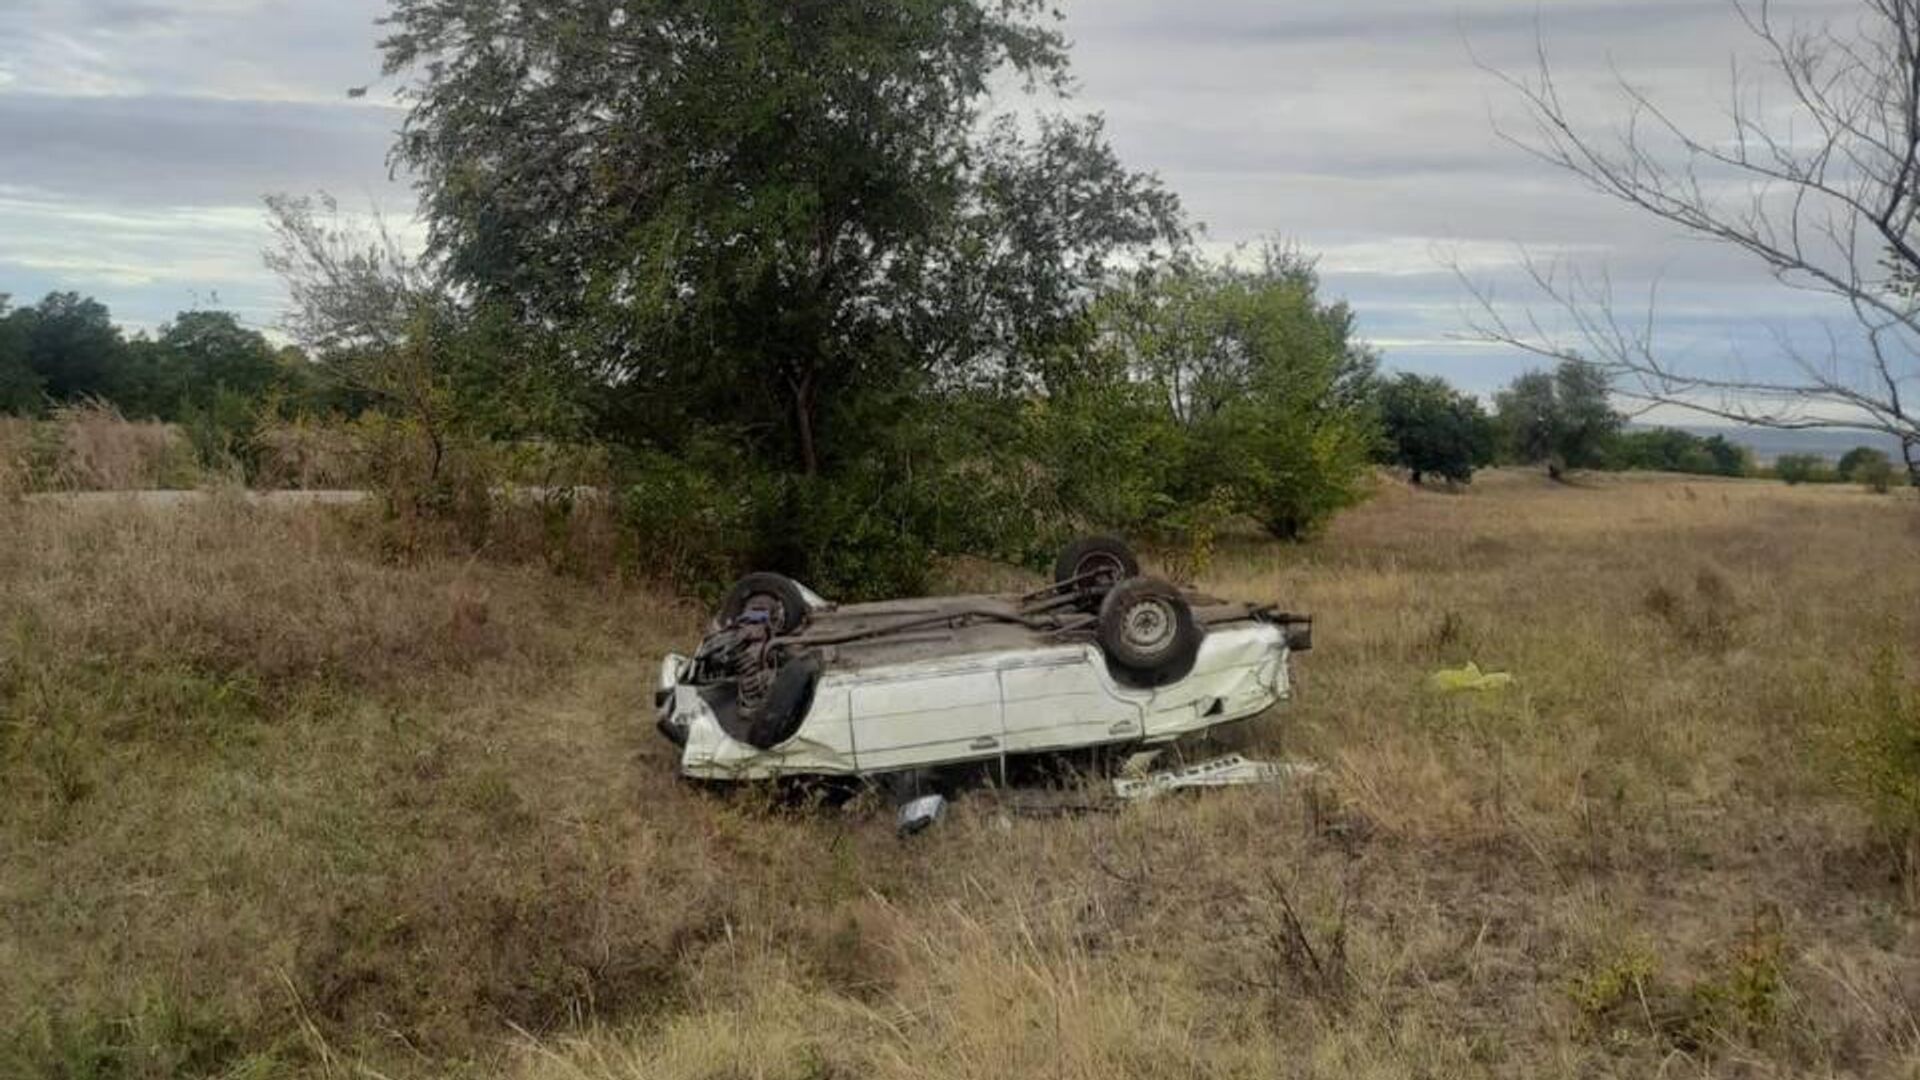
[[741, 592, 785, 628], [1123, 599, 1175, 655]]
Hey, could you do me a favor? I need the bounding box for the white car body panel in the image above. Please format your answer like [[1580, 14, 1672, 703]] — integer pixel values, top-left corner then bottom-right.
[[666, 621, 1292, 782]]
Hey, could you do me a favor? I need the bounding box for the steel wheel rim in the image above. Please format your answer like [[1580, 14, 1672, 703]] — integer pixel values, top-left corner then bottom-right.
[[1122, 597, 1176, 656]]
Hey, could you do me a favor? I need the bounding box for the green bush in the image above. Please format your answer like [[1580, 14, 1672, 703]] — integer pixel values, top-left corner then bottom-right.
[[1819, 650, 1920, 843], [1078, 248, 1380, 546], [1608, 428, 1750, 477], [1773, 454, 1830, 485], [1837, 446, 1895, 493], [618, 443, 766, 595], [1857, 457, 1896, 494], [757, 468, 939, 601]]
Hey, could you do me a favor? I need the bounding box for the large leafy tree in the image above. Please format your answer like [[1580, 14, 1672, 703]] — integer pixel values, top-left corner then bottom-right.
[[1079, 249, 1380, 540], [378, 0, 1181, 474], [1377, 373, 1495, 485], [1495, 360, 1622, 480], [20, 292, 126, 404]]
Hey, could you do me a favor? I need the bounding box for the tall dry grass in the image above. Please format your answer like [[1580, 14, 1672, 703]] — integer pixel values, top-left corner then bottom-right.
[[0, 403, 199, 495], [3, 471, 1918, 1079]]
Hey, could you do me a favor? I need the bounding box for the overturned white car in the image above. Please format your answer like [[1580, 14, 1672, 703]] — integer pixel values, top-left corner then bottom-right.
[[654, 537, 1311, 781]]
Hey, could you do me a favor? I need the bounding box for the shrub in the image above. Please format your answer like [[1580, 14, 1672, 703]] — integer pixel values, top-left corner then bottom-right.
[[1607, 427, 1751, 477], [250, 414, 365, 489], [1857, 456, 1896, 494], [1837, 447, 1896, 493], [1568, 935, 1659, 1031], [1567, 918, 1786, 1054], [1773, 454, 1828, 485], [618, 444, 766, 596], [1818, 649, 1920, 882], [1683, 913, 1787, 1046]]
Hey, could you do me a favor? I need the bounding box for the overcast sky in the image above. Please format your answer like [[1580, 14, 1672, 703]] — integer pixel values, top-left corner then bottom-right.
[[0, 0, 1865, 399]]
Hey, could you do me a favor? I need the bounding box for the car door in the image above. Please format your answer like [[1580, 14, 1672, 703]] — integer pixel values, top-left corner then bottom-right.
[[999, 645, 1145, 754], [848, 665, 1004, 773]]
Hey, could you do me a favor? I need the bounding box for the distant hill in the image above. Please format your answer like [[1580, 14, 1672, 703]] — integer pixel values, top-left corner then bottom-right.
[[1639, 424, 1906, 465]]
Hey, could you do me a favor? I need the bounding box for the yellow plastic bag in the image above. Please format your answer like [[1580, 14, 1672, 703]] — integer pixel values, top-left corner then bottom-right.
[[1428, 662, 1514, 693]]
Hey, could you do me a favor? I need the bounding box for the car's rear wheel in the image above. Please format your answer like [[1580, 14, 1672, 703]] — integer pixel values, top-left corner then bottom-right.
[[719, 572, 810, 633], [1053, 535, 1140, 587], [1098, 576, 1202, 688]]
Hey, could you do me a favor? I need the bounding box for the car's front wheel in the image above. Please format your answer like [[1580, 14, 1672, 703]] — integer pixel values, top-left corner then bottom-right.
[[741, 652, 823, 749], [1097, 577, 1202, 688]]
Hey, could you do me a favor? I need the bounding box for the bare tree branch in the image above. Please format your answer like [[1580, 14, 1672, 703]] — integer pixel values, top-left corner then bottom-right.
[[1463, 0, 1920, 483]]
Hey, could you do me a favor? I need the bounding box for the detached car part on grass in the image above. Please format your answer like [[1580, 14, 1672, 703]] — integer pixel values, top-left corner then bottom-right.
[[654, 537, 1312, 782]]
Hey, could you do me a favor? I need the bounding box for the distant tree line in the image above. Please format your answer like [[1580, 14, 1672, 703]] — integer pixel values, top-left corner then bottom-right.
[[1369, 357, 1867, 486], [11, 284, 1859, 500], [1, 292, 300, 415], [0, 291, 362, 470]]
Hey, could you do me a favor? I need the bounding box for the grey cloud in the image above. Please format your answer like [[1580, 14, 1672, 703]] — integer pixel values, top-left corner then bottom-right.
[[1069, 0, 1851, 53], [1, 0, 389, 101], [0, 93, 403, 206]]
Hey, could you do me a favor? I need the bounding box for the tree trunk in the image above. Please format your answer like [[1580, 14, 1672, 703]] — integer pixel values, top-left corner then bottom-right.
[[790, 368, 819, 476]]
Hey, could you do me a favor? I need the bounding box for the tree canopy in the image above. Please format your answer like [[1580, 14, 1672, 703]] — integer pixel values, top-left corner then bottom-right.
[[1376, 372, 1495, 485], [379, 0, 1182, 475], [1495, 360, 1622, 479], [19, 292, 126, 404], [1063, 249, 1380, 541]]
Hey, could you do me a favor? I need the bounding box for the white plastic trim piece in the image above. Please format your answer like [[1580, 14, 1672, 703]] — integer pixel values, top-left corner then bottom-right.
[[1111, 754, 1320, 801]]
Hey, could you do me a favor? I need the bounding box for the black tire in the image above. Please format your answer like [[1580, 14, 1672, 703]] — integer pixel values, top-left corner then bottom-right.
[[1053, 535, 1140, 587], [719, 572, 810, 633], [1097, 577, 1202, 688], [742, 653, 823, 749]]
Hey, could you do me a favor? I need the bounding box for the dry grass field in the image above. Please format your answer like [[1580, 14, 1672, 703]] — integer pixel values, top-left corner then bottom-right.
[[4, 471, 1919, 1079]]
